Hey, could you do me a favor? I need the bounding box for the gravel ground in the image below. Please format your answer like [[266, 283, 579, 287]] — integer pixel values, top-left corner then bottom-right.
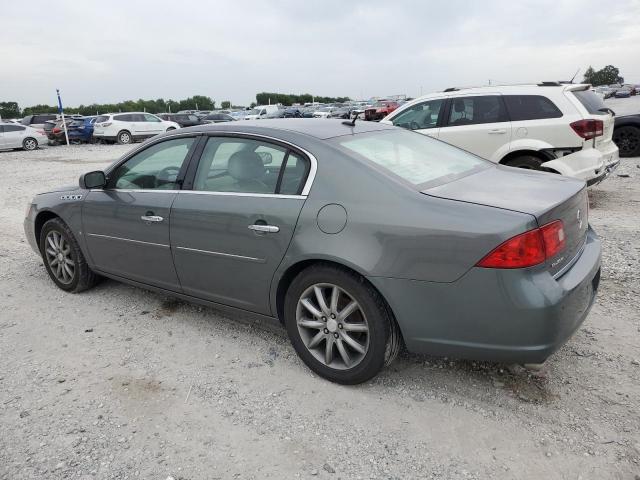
[[0, 139, 639, 480]]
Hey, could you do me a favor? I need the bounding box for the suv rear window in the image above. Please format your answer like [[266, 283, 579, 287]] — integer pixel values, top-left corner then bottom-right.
[[571, 90, 608, 115], [504, 95, 562, 121], [95, 115, 110, 123], [32, 115, 56, 124], [334, 129, 489, 188]]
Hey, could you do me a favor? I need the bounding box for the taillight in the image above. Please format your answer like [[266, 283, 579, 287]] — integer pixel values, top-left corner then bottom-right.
[[476, 220, 566, 269], [570, 119, 603, 140], [52, 127, 61, 133], [102, 122, 112, 127]]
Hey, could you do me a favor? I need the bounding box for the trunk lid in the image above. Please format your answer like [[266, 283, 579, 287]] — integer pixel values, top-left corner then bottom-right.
[[423, 165, 589, 275]]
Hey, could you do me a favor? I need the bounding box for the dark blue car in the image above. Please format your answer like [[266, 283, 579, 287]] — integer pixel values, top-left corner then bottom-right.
[[67, 116, 96, 143]]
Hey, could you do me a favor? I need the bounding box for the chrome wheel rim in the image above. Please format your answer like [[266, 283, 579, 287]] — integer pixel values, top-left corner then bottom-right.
[[120, 133, 131, 143], [44, 231, 75, 284], [24, 139, 36, 150], [296, 283, 369, 370]]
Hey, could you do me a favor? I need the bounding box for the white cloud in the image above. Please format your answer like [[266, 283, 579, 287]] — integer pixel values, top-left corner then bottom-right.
[[1, 0, 639, 107]]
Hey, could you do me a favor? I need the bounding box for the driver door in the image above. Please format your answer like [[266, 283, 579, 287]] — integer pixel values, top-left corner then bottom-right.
[[82, 136, 199, 291]]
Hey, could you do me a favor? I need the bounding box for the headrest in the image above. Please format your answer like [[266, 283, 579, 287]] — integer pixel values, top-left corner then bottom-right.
[[228, 150, 265, 181]]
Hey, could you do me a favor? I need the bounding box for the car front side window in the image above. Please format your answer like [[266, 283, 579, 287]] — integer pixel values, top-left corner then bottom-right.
[[108, 137, 196, 190], [391, 99, 444, 130], [144, 114, 161, 122]]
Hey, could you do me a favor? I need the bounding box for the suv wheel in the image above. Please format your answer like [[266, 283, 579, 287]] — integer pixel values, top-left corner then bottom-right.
[[117, 130, 132, 144], [23, 138, 38, 151], [284, 264, 400, 384], [505, 155, 543, 170], [40, 218, 100, 293], [613, 126, 640, 157]]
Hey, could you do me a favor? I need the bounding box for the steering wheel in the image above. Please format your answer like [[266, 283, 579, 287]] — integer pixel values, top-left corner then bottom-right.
[[156, 165, 181, 188]]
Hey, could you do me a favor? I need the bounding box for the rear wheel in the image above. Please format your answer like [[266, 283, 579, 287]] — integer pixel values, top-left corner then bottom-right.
[[284, 264, 400, 384], [23, 137, 38, 151], [505, 155, 544, 170], [613, 125, 640, 157], [40, 218, 99, 293], [117, 130, 132, 144]]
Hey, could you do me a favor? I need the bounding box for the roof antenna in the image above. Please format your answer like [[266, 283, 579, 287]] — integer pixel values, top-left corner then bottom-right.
[[342, 113, 356, 127], [569, 68, 580, 84]]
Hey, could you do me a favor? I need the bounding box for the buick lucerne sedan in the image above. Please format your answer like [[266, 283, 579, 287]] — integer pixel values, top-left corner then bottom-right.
[[24, 119, 601, 384]]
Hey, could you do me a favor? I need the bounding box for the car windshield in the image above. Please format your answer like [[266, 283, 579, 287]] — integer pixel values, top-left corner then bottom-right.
[[333, 129, 489, 188]]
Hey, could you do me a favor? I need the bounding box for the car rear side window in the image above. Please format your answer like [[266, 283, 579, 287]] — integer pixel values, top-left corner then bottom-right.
[[335, 129, 488, 188], [4, 124, 26, 132], [193, 137, 309, 195], [571, 90, 608, 115], [113, 114, 131, 122], [446, 96, 507, 126], [95, 115, 110, 123], [504, 95, 563, 120]]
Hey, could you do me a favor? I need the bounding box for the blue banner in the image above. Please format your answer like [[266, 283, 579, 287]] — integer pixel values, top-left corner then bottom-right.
[[56, 89, 63, 114]]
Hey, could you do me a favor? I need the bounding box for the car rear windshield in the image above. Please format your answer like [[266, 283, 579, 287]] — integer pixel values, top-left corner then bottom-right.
[[95, 115, 110, 123], [571, 90, 608, 115], [333, 129, 489, 188]]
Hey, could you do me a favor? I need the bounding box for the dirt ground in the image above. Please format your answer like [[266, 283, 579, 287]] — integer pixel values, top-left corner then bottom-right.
[[0, 139, 639, 480]]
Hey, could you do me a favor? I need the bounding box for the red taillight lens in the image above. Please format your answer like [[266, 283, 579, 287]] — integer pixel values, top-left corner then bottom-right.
[[476, 220, 566, 269], [570, 119, 603, 140], [540, 220, 565, 258], [52, 127, 61, 133]]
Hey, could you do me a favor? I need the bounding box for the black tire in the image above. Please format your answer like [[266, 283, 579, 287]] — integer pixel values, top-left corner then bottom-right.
[[23, 137, 38, 151], [505, 155, 544, 170], [116, 130, 132, 144], [39, 218, 99, 293], [284, 264, 400, 384], [613, 125, 640, 157]]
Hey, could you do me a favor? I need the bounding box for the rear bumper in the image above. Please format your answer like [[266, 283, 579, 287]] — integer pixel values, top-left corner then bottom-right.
[[368, 227, 601, 364]]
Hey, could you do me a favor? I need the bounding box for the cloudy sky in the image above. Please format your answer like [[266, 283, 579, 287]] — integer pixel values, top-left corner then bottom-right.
[[2, 0, 639, 108]]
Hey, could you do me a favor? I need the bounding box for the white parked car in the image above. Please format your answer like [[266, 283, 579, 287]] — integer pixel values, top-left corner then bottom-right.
[[313, 106, 337, 118], [0, 122, 48, 151], [382, 83, 619, 185], [244, 105, 281, 120], [93, 113, 180, 144]]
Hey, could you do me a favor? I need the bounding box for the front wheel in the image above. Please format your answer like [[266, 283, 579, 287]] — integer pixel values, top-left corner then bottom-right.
[[613, 126, 640, 157], [117, 130, 132, 144], [40, 218, 99, 293], [284, 265, 400, 384], [23, 137, 38, 151]]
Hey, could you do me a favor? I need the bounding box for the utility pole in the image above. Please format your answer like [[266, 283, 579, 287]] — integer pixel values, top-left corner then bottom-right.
[[56, 89, 69, 146]]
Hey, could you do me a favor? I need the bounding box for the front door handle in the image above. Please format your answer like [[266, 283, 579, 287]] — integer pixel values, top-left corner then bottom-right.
[[141, 215, 164, 223], [248, 224, 280, 233], [488, 129, 507, 134]]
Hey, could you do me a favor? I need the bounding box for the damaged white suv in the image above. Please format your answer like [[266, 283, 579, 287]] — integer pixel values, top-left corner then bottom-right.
[[382, 83, 619, 185]]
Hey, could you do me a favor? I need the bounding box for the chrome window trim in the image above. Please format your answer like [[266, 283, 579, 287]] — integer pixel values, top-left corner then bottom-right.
[[90, 188, 305, 199], [87, 233, 169, 249], [175, 246, 265, 263]]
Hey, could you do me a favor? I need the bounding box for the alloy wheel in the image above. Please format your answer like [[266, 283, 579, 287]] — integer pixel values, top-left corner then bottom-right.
[[613, 127, 639, 156], [24, 139, 37, 150], [296, 283, 370, 370], [44, 231, 75, 284]]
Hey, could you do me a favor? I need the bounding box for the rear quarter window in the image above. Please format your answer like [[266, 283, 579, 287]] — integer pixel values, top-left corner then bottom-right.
[[504, 95, 563, 120], [113, 114, 131, 121], [95, 115, 110, 123], [571, 90, 608, 115]]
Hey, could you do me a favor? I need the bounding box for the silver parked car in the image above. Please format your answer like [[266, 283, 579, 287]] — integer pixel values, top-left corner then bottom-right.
[[1, 122, 48, 151], [24, 120, 601, 384]]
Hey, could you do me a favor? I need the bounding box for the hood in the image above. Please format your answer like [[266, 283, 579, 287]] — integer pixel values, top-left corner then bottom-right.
[[36, 184, 79, 195], [423, 165, 585, 221]]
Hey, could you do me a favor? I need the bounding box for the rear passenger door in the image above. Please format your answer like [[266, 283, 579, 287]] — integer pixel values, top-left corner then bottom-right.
[[503, 95, 566, 151], [438, 95, 511, 162], [170, 135, 312, 314]]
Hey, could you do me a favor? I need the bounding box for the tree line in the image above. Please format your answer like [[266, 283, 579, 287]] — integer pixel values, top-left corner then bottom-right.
[[0, 95, 226, 119], [583, 65, 624, 86]]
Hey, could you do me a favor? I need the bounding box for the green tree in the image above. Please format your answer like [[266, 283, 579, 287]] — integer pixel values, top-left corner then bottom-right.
[[0, 102, 21, 119], [583, 65, 624, 86], [221, 101, 231, 109]]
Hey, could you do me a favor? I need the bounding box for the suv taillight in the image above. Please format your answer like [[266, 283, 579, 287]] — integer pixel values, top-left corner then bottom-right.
[[476, 220, 566, 269], [570, 119, 603, 140]]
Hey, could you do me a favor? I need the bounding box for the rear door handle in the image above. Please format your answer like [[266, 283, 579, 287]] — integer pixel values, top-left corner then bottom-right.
[[141, 215, 164, 223], [248, 224, 280, 233], [488, 129, 507, 134]]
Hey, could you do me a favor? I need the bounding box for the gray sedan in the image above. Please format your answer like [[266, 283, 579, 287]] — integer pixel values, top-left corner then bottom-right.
[[24, 119, 601, 384]]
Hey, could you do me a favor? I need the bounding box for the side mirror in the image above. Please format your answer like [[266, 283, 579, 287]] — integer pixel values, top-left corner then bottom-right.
[[256, 152, 273, 165], [80, 170, 106, 189]]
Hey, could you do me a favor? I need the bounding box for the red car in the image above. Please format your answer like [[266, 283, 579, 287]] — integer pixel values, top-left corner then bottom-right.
[[364, 101, 399, 121]]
